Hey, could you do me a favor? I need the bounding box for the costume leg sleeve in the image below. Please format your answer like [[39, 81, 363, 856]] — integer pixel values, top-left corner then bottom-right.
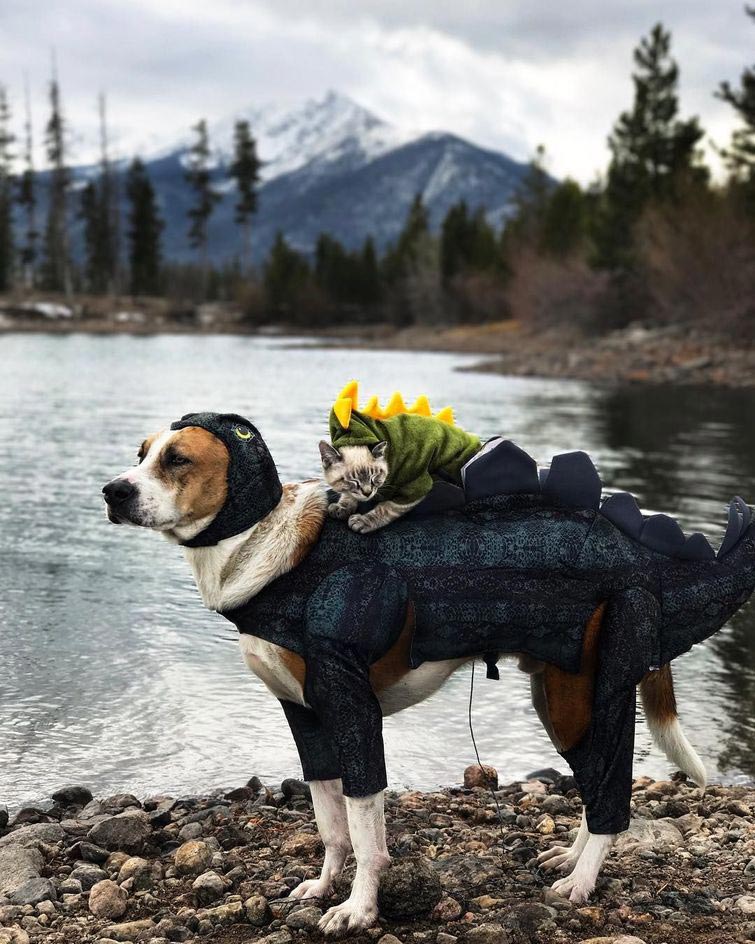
[[304, 639, 387, 798], [559, 588, 660, 835], [279, 700, 342, 784], [304, 563, 410, 799]]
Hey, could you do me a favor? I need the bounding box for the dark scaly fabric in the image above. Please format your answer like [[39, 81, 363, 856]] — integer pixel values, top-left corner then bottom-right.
[[172, 415, 755, 828]]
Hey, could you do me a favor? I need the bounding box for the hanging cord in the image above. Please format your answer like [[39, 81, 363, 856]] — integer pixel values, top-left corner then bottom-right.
[[467, 658, 508, 860]]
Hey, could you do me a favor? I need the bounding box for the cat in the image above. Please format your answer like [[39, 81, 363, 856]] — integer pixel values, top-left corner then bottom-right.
[[319, 440, 420, 534]]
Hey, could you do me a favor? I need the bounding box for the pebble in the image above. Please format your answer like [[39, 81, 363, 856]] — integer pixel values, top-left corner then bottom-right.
[[737, 896, 755, 914], [258, 930, 292, 944], [378, 858, 443, 919], [192, 869, 226, 903], [88, 880, 127, 919], [87, 811, 150, 853], [463, 765, 498, 790], [285, 905, 322, 930], [51, 786, 93, 807], [245, 893, 271, 926], [465, 924, 511, 944], [174, 840, 213, 876], [100, 918, 155, 941]]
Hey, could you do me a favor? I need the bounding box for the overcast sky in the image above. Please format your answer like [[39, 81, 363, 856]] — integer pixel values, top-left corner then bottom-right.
[[1, 0, 751, 181]]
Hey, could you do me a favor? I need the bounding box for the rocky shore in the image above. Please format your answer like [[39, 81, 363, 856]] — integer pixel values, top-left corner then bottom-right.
[[0, 770, 753, 944]]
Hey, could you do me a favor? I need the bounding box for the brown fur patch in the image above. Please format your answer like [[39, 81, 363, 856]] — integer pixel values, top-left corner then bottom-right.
[[290, 488, 326, 568], [370, 603, 415, 692], [165, 427, 229, 522], [640, 664, 677, 724], [542, 602, 606, 752], [138, 434, 157, 462], [279, 648, 307, 689]]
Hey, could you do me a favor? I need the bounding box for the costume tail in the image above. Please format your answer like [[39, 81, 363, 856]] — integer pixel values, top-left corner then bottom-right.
[[639, 665, 707, 789]]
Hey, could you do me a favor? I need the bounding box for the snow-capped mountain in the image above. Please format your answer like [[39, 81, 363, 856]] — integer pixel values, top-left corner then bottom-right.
[[70, 91, 532, 263]]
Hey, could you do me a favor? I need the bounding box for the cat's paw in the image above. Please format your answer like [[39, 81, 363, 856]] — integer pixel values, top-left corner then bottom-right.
[[328, 502, 351, 520], [348, 514, 377, 534]]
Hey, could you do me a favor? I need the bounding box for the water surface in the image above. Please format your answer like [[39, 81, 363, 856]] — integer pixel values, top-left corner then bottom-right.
[[0, 332, 753, 808]]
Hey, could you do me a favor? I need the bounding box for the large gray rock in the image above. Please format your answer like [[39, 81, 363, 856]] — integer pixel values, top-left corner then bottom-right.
[[0, 846, 44, 900], [615, 818, 684, 853], [70, 863, 107, 890], [8, 877, 57, 905], [51, 786, 93, 807], [87, 811, 150, 853], [377, 858, 442, 919], [0, 823, 65, 849]]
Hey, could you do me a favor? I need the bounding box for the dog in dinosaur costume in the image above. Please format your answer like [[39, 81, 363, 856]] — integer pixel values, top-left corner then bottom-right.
[[102, 393, 755, 935]]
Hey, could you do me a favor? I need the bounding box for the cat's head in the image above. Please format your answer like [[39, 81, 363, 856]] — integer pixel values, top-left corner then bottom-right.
[[319, 441, 388, 501]]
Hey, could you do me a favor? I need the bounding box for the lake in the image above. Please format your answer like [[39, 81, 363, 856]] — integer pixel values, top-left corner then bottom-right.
[[1, 331, 754, 810]]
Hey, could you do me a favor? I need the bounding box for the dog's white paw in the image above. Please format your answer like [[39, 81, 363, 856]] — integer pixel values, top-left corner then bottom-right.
[[318, 898, 378, 935], [289, 877, 333, 901], [348, 514, 375, 534], [551, 872, 594, 904], [328, 502, 350, 520], [538, 845, 580, 873]]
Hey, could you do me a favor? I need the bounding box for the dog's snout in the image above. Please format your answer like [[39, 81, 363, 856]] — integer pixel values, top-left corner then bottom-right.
[[103, 479, 136, 506]]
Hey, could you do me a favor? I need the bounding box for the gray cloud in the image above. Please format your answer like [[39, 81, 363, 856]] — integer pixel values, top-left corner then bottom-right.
[[0, 0, 749, 181]]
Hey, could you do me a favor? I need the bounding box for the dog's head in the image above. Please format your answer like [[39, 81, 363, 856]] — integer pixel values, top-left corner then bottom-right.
[[103, 412, 283, 545], [103, 425, 230, 539]]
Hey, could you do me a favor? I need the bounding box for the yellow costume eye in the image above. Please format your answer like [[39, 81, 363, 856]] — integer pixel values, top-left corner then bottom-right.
[[234, 426, 253, 441]]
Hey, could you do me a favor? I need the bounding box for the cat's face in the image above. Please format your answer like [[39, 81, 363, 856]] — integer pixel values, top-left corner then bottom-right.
[[319, 441, 388, 501]]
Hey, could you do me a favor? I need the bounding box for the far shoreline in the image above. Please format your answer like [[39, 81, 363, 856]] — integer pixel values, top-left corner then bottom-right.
[[2, 303, 755, 390]]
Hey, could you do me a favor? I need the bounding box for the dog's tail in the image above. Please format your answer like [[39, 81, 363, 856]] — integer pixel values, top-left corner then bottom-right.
[[639, 665, 707, 790]]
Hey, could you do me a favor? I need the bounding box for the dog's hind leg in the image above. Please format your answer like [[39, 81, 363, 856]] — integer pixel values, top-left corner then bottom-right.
[[289, 779, 351, 901], [538, 591, 660, 902]]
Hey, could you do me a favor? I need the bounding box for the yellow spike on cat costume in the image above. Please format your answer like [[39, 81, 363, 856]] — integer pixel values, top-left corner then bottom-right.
[[384, 391, 408, 418], [333, 397, 353, 429], [408, 395, 432, 417], [332, 382, 456, 428], [338, 380, 359, 408]]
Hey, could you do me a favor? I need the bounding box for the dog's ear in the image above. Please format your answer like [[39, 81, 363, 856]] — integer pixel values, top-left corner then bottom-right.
[[319, 441, 342, 468], [372, 441, 388, 460]]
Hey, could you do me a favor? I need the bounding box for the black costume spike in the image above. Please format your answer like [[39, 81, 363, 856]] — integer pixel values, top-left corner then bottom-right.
[[543, 451, 602, 510], [463, 439, 539, 499], [678, 533, 716, 562], [720, 498, 748, 558], [640, 514, 686, 556], [599, 492, 643, 539]]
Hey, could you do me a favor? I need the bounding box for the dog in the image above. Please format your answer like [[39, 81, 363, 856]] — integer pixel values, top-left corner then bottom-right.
[[103, 416, 746, 936]]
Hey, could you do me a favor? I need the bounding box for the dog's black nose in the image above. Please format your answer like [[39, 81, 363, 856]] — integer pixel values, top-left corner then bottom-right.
[[103, 479, 136, 505]]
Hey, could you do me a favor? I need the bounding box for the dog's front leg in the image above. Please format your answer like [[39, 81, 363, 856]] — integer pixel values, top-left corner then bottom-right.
[[318, 790, 389, 935], [290, 779, 351, 901]]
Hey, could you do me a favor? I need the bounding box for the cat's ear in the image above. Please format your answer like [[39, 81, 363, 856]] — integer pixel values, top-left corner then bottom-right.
[[372, 441, 388, 460], [319, 441, 342, 468]]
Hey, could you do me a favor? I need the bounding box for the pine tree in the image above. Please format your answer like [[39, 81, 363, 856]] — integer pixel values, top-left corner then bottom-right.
[[594, 23, 705, 269], [229, 119, 260, 271], [78, 96, 119, 294], [382, 193, 430, 284], [17, 78, 38, 289], [441, 202, 499, 280], [185, 119, 222, 282], [717, 7, 755, 205], [126, 157, 163, 296], [263, 232, 310, 312], [97, 93, 119, 293], [0, 85, 15, 292], [509, 145, 553, 245], [41, 68, 71, 294], [540, 180, 588, 257], [357, 237, 381, 306]]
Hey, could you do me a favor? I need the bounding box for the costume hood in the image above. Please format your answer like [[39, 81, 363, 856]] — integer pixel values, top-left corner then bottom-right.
[[170, 411, 282, 547]]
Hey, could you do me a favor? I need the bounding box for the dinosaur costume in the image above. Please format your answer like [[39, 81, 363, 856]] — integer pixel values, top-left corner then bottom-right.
[[170, 409, 755, 835]]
